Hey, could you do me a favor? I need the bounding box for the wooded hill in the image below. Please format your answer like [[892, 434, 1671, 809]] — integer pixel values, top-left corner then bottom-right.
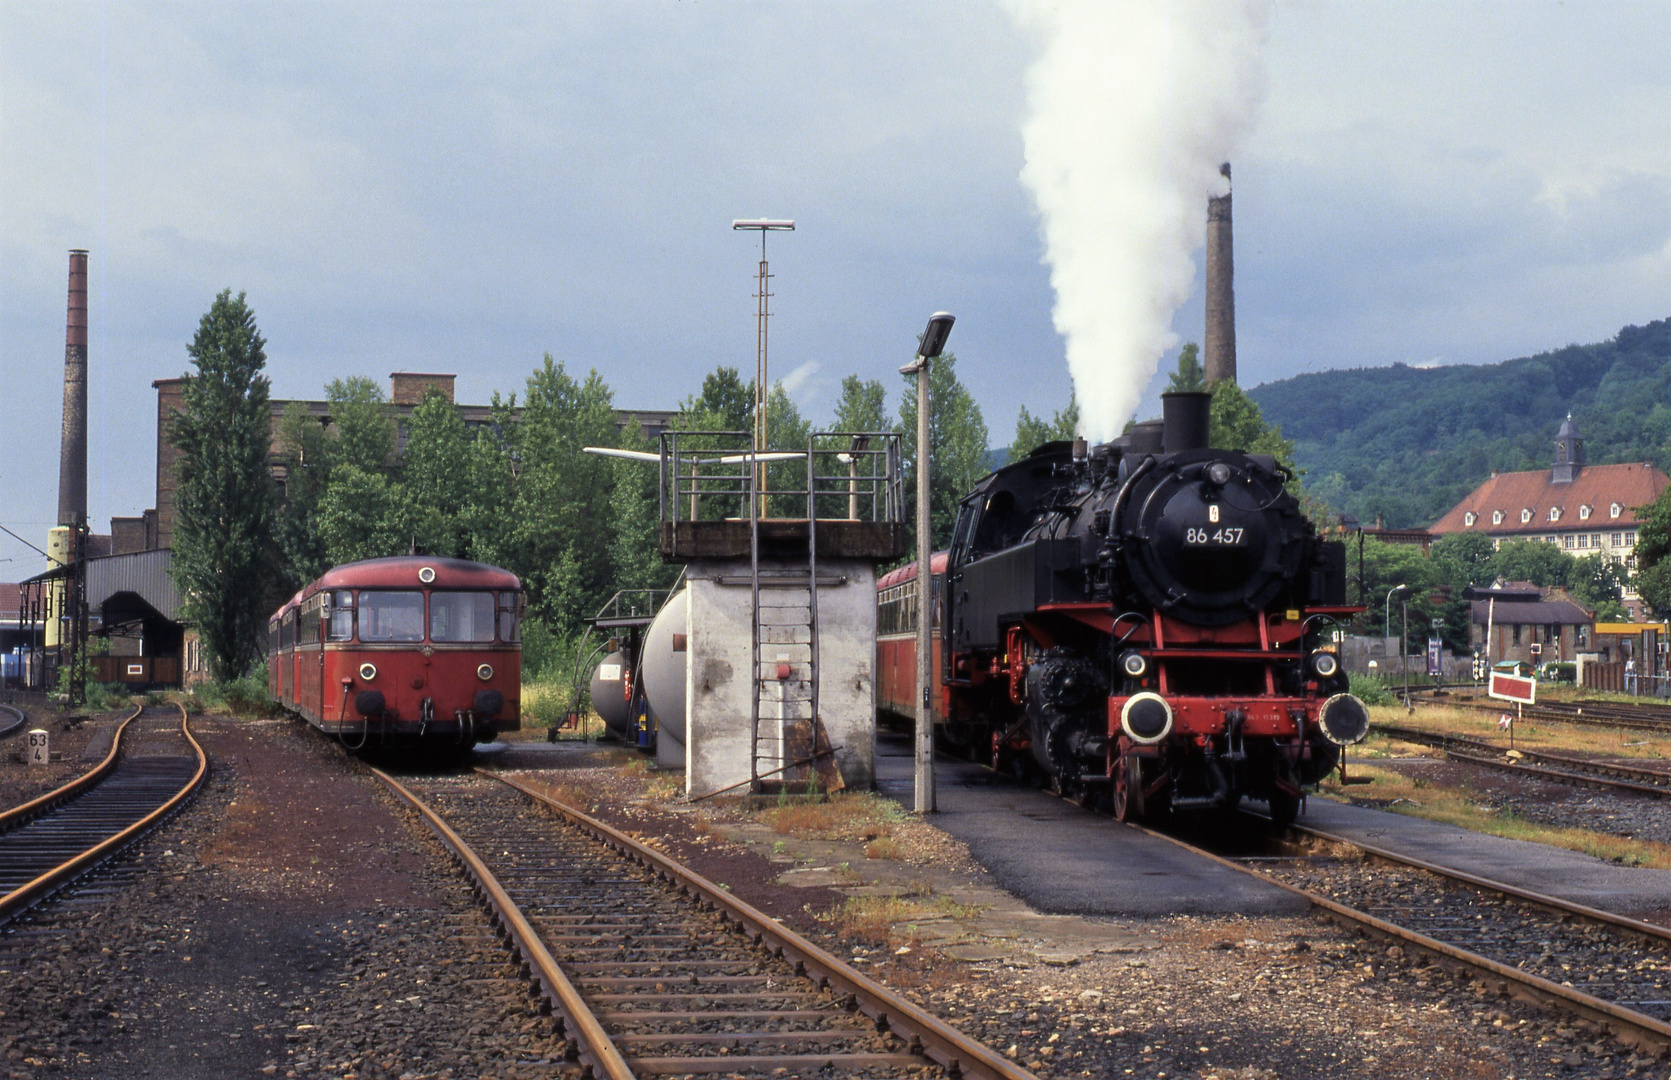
[[1248, 317, 1671, 529]]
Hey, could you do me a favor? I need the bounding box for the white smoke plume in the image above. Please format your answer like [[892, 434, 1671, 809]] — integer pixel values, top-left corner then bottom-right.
[[1007, 0, 1270, 441]]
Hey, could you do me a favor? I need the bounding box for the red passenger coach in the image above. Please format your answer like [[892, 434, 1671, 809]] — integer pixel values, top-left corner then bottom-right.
[[268, 557, 522, 751], [875, 552, 947, 723]]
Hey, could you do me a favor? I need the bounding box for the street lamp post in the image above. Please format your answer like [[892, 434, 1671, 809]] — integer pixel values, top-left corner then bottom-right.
[[899, 312, 955, 815]]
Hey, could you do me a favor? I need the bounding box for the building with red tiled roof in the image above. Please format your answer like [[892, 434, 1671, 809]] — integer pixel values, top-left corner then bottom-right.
[[1429, 416, 1669, 618]]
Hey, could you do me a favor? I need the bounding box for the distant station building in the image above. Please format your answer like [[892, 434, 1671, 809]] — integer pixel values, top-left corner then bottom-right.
[[1428, 415, 1669, 619], [1466, 581, 1594, 666]]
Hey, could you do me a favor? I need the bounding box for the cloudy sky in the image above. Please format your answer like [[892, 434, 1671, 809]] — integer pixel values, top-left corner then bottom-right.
[[3, 2, 1670, 571]]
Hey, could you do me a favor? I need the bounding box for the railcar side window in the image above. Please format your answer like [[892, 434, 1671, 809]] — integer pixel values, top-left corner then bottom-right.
[[327, 590, 355, 641], [430, 591, 495, 643], [359, 591, 425, 642], [498, 592, 522, 643]]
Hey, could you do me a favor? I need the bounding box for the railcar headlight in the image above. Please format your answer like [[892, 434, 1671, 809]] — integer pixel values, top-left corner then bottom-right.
[[359, 662, 377, 681], [477, 663, 494, 681], [1318, 693, 1370, 746], [1119, 650, 1148, 679], [1310, 650, 1340, 679], [418, 566, 436, 583], [1120, 692, 1174, 745]]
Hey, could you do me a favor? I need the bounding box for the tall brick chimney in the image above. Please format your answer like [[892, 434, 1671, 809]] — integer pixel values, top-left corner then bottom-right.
[[57, 249, 89, 527], [1203, 164, 1236, 386]]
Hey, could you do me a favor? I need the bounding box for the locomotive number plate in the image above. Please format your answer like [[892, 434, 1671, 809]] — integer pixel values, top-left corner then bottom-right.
[[1185, 526, 1245, 545]]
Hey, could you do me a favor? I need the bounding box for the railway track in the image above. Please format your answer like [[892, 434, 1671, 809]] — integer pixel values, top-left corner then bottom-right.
[[374, 766, 1035, 1080], [1373, 722, 1671, 798], [1156, 817, 1671, 1057], [0, 703, 207, 925], [1416, 691, 1671, 734], [0, 703, 25, 739]]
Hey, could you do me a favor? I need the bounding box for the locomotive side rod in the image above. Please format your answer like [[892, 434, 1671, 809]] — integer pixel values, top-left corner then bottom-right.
[[486, 767, 1039, 1080]]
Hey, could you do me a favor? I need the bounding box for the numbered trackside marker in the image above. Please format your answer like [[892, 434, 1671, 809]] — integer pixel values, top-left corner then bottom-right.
[[27, 728, 49, 766]]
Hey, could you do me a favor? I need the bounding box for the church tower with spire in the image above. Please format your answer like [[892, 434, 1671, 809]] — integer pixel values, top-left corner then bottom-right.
[[1553, 414, 1585, 484]]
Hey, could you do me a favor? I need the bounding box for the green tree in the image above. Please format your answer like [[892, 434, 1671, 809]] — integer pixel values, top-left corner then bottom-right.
[[1008, 394, 1079, 462], [1491, 539, 1574, 587], [492, 356, 620, 632], [1210, 380, 1296, 468], [1634, 560, 1671, 617], [1569, 553, 1629, 620], [168, 290, 277, 681], [1429, 533, 1498, 589], [402, 386, 473, 558], [899, 352, 989, 549], [607, 419, 673, 591], [1166, 343, 1207, 392], [1635, 487, 1671, 569], [831, 375, 888, 433], [326, 377, 395, 473], [317, 464, 413, 564], [676, 365, 754, 433], [273, 401, 333, 589]]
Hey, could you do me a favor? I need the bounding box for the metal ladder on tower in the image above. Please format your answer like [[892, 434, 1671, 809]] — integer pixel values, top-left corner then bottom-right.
[[747, 444, 822, 791]]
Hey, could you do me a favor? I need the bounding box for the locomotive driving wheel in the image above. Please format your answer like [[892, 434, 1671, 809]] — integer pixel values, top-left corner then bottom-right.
[[1113, 753, 1143, 822]]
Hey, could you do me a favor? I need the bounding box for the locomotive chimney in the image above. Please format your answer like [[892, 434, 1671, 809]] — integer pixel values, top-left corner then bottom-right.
[[1161, 391, 1211, 453], [57, 249, 89, 528], [1203, 163, 1236, 386]]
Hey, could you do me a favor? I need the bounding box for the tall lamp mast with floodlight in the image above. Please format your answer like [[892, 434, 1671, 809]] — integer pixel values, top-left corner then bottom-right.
[[900, 312, 955, 813], [732, 219, 795, 512]]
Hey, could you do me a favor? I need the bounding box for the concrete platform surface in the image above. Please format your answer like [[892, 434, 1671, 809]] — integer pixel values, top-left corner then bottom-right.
[[875, 733, 1307, 917], [1297, 796, 1671, 918]]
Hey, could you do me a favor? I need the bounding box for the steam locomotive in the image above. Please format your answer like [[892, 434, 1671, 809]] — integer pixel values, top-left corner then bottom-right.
[[879, 391, 1368, 825]]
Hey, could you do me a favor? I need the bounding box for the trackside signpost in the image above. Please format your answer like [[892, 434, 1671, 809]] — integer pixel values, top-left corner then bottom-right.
[[1488, 671, 1535, 749]]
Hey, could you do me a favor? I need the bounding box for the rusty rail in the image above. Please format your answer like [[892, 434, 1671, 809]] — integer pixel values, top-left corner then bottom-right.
[[0, 704, 206, 923], [486, 768, 1038, 1080], [371, 768, 636, 1080]]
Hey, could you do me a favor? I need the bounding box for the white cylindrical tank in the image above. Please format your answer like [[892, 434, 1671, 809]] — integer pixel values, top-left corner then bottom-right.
[[641, 588, 688, 747], [589, 650, 631, 741]]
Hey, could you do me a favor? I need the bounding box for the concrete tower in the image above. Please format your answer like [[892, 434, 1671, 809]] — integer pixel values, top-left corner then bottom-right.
[[1203, 164, 1236, 386]]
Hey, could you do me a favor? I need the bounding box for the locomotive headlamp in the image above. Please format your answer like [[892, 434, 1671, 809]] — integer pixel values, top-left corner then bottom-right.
[[477, 663, 494, 681], [1120, 692, 1174, 745], [1309, 651, 1340, 679], [1206, 461, 1233, 486], [1119, 650, 1148, 679], [1318, 693, 1371, 746], [359, 662, 377, 681]]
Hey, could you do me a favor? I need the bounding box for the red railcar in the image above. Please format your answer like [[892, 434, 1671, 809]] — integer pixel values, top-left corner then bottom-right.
[[267, 556, 522, 750]]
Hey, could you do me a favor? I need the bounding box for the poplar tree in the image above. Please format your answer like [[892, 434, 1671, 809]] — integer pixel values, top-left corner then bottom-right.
[[169, 290, 276, 681], [402, 386, 473, 558]]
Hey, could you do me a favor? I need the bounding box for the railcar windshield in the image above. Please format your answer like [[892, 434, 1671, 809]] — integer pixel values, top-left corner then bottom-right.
[[326, 590, 354, 641], [358, 591, 425, 642], [429, 591, 496, 643]]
